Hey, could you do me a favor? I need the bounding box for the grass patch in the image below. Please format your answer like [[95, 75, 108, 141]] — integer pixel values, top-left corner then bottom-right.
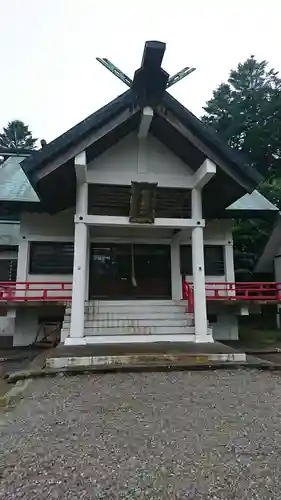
[[239, 326, 281, 346]]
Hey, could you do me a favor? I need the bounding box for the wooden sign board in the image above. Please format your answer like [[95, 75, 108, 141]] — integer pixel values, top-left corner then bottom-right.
[[129, 182, 157, 223]]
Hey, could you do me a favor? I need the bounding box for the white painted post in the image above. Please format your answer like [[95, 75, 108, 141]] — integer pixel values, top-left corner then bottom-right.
[[16, 239, 30, 298], [69, 150, 89, 341], [224, 243, 235, 298], [16, 239, 30, 282], [170, 242, 182, 300], [274, 257, 281, 329], [191, 188, 211, 342], [224, 243, 235, 282], [85, 239, 90, 299], [69, 222, 88, 338]]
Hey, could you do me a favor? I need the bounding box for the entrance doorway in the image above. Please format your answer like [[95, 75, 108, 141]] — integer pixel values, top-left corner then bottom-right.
[[89, 244, 171, 299]]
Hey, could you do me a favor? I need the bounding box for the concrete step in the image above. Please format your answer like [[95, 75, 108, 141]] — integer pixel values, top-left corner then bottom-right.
[[65, 305, 189, 316], [85, 300, 184, 306], [65, 333, 197, 345], [63, 318, 193, 329], [64, 316, 193, 325], [61, 326, 197, 336], [61, 327, 213, 344], [64, 310, 190, 319], [63, 313, 193, 322], [65, 300, 186, 308], [73, 325, 197, 335]]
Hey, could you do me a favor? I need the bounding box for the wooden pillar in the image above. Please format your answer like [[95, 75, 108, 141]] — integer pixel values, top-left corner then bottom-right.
[[69, 151, 88, 341], [191, 188, 212, 342], [69, 222, 88, 338], [170, 241, 182, 299]]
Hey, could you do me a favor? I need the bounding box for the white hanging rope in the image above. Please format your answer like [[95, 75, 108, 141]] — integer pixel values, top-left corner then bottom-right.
[[131, 244, 137, 287]]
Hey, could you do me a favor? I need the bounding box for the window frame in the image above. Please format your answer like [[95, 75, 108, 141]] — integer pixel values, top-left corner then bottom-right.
[[180, 244, 225, 276], [29, 242, 74, 275], [0, 258, 17, 281]]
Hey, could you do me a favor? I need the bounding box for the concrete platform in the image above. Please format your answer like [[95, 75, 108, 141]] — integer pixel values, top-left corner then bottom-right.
[[45, 342, 246, 369]]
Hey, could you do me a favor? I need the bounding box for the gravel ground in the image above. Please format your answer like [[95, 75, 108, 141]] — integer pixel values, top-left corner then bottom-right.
[[1, 370, 281, 499]]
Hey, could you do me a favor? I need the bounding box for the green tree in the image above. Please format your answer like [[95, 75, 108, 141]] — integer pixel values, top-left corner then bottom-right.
[[203, 56, 281, 177], [203, 57, 281, 277], [0, 120, 37, 149]]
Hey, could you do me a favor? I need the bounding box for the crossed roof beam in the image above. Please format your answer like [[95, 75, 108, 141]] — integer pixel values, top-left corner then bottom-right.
[[96, 40, 196, 91]]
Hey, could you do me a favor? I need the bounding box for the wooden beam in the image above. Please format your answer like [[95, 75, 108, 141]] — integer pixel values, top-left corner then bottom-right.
[[193, 158, 216, 189], [74, 151, 87, 184], [87, 171, 194, 188], [138, 107, 154, 139], [171, 229, 191, 243], [77, 214, 205, 229]]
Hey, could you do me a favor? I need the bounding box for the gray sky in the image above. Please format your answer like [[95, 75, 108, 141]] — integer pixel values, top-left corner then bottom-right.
[[1, 0, 280, 142]]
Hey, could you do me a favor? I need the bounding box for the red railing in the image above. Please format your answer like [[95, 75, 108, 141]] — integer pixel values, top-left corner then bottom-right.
[[0, 280, 280, 305], [182, 281, 281, 313], [0, 282, 72, 301]]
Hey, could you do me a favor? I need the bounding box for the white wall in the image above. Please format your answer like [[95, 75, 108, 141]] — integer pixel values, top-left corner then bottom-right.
[[0, 222, 20, 246], [15, 213, 234, 302], [273, 256, 281, 327], [0, 309, 15, 346], [204, 220, 233, 244], [20, 212, 74, 238], [274, 254, 281, 282], [13, 305, 65, 346], [14, 308, 39, 346], [207, 303, 239, 341], [16, 212, 74, 299], [87, 132, 193, 186], [182, 219, 234, 295], [0, 315, 13, 336]]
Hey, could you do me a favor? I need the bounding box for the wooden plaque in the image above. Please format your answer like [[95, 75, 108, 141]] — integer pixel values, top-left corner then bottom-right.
[[129, 182, 157, 223]]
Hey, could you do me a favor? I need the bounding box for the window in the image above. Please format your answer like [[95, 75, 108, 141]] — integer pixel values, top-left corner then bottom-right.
[[180, 245, 192, 275], [29, 242, 74, 274], [180, 245, 225, 276], [0, 259, 17, 281], [205, 246, 224, 275]]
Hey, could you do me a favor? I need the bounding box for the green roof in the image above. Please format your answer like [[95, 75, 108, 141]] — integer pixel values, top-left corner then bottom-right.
[[0, 156, 39, 203], [227, 190, 278, 212]]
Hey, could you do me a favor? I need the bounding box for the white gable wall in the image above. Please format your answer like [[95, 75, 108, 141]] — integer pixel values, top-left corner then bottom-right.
[[87, 132, 193, 186]]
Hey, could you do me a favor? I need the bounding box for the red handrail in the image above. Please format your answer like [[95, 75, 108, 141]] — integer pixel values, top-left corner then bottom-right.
[[182, 281, 194, 313], [205, 281, 281, 300], [182, 280, 281, 314], [0, 282, 72, 301], [0, 280, 280, 304]]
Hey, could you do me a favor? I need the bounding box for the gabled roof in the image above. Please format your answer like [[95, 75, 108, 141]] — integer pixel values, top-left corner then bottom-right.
[[161, 93, 261, 187], [22, 90, 135, 178], [227, 190, 279, 217], [18, 41, 262, 214], [0, 156, 38, 203]]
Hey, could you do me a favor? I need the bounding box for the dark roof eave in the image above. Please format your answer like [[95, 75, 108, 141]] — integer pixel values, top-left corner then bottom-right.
[[21, 89, 135, 177], [162, 93, 262, 190], [0, 147, 33, 156], [225, 209, 278, 219]]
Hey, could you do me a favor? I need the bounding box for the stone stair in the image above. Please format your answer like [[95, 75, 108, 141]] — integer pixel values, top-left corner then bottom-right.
[[62, 300, 213, 344]]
